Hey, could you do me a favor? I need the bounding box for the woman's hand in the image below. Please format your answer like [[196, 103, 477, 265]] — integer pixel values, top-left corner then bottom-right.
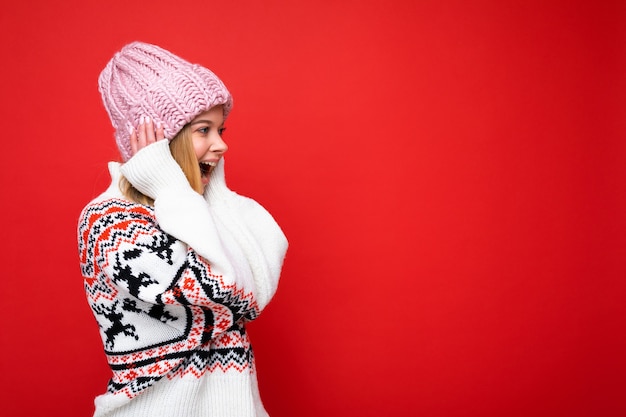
[[130, 116, 166, 156]]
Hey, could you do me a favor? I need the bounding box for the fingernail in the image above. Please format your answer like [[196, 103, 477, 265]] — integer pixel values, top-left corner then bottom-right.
[[156, 121, 161, 128], [126, 123, 134, 135], [139, 116, 144, 124], [145, 116, 151, 124]]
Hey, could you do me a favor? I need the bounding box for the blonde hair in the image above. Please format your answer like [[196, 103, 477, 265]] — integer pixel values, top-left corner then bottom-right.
[[119, 124, 204, 206]]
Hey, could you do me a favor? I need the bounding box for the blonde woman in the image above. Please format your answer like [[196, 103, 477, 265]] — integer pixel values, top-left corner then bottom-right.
[[78, 41, 288, 417]]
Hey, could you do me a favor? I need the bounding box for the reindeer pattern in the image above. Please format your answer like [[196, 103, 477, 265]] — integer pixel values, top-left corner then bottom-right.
[[93, 236, 182, 351], [93, 300, 139, 350]]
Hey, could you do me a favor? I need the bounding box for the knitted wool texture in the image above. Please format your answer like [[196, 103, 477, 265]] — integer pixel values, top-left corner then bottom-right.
[[78, 140, 288, 416], [98, 41, 233, 161]]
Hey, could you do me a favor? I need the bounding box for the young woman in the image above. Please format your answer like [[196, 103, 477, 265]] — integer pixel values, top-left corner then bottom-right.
[[78, 41, 288, 417]]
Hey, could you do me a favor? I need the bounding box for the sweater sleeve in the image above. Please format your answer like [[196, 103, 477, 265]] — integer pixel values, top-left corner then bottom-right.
[[203, 157, 289, 310], [119, 140, 252, 290], [118, 139, 286, 311], [79, 141, 261, 342], [78, 197, 260, 400], [78, 198, 259, 343]]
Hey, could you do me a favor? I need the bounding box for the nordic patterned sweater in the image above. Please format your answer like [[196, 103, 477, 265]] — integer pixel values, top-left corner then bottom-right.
[[77, 140, 288, 417]]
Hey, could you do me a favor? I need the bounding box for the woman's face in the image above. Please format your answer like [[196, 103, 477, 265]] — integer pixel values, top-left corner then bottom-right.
[[189, 105, 228, 187]]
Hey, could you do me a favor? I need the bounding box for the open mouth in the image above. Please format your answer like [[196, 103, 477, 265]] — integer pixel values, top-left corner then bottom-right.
[[199, 161, 216, 177], [199, 161, 217, 183]]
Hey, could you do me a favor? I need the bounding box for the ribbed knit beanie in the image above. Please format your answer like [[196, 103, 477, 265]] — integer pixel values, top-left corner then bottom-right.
[[98, 41, 233, 161]]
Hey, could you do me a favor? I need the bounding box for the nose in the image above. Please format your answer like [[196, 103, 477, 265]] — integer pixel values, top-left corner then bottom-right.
[[209, 132, 228, 154]]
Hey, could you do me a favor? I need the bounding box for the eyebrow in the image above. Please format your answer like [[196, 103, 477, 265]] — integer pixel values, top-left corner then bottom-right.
[[189, 119, 216, 126]]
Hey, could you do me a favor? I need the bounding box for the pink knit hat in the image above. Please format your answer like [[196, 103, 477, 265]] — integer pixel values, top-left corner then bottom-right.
[[98, 41, 233, 161]]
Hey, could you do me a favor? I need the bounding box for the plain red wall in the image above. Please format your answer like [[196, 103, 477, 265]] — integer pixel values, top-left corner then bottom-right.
[[1, 1, 624, 416]]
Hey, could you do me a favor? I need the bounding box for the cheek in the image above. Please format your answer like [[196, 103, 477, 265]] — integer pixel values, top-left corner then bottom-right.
[[191, 137, 205, 160]]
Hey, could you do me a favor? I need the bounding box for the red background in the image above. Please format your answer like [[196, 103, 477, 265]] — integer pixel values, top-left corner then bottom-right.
[[1, 1, 625, 416]]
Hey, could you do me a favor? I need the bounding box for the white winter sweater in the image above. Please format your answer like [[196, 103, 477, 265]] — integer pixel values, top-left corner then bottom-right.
[[77, 140, 288, 417]]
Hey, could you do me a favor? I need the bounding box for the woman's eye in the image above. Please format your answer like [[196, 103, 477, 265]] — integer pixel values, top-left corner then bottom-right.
[[218, 127, 226, 135], [198, 127, 209, 134]]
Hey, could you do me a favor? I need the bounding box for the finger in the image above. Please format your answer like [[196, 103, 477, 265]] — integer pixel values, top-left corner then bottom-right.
[[144, 116, 156, 145], [137, 116, 147, 151], [155, 121, 166, 141], [129, 125, 138, 155]]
